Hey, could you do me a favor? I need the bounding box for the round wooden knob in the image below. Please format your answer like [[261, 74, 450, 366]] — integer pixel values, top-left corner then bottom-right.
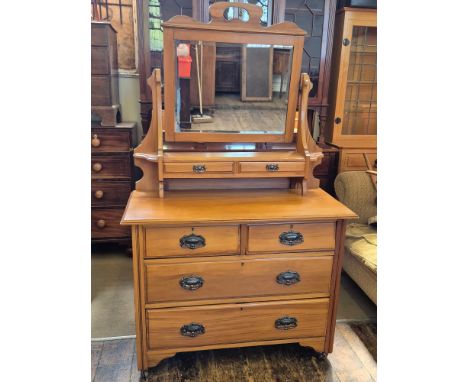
[[96, 219, 106, 228], [92, 162, 102, 172], [91, 134, 101, 147], [94, 190, 104, 199]]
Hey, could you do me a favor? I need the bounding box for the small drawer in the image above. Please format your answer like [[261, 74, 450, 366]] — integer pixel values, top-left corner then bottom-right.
[[91, 129, 132, 152], [91, 208, 130, 239], [91, 155, 131, 179], [147, 299, 329, 350], [91, 180, 131, 207], [145, 255, 333, 304], [247, 223, 335, 253], [164, 162, 234, 174], [145, 225, 240, 258], [239, 161, 304, 173]]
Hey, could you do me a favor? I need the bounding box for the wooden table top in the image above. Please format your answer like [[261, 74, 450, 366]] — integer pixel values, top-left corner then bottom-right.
[[121, 189, 357, 225]]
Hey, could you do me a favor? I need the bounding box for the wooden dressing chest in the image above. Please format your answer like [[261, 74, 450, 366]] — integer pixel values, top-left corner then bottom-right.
[[121, 3, 356, 377]]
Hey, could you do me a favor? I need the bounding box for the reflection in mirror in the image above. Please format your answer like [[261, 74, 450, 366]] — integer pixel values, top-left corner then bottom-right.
[[175, 41, 293, 134]]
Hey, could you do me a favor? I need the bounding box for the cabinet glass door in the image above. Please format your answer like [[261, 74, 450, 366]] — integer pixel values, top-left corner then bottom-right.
[[342, 25, 376, 136]]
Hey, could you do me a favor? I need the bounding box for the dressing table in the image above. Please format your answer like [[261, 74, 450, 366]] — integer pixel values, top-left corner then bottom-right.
[[121, 3, 356, 377]]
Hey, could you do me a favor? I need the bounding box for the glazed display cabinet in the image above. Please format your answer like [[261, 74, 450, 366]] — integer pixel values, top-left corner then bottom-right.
[[326, 8, 376, 172]]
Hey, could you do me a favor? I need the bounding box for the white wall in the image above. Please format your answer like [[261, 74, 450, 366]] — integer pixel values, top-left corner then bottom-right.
[[118, 70, 143, 142]]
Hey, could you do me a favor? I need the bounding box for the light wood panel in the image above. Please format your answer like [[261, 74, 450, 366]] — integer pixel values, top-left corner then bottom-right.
[[247, 222, 336, 254], [145, 225, 240, 258], [144, 255, 333, 303], [164, 162, 234, 174], [239, 161, 305, 173], [147, 299, 329, 350], [121, 189, 357, 225]]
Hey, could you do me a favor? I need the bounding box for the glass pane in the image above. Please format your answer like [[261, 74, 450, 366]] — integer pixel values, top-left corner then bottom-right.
[[342, 26, 377, 135], [174, 40, 293, 134], [285, 0, 325, 97]]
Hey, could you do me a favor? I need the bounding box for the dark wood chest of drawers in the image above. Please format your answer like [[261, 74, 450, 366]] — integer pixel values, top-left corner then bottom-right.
[[91, 123, 137, 243]]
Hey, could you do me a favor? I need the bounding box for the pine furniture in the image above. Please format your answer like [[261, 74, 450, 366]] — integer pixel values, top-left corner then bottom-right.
[[325, 8, 377, 172], [122, 3, 356, 377]]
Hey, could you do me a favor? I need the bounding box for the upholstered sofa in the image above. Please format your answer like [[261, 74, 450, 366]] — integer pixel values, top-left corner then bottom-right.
[[334, 171, 377, 305]]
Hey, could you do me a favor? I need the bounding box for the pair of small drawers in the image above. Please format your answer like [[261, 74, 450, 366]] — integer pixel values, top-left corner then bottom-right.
[[164, 161, 305, 176], [143, 222, 335, 351]]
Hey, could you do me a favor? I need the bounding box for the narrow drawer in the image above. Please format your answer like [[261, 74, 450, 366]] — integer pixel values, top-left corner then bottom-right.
[[247, 223, 335, 253], [145, 225, 240, 258], [91, 180, 131, 207], [91, 208, 130, 239], [91, 129, 132, 152], [239, 161, 304, 173], [164, 162, 234, 174], [91, 155, 131, 179], [145, 255, 333, 304], [147, 299, 329, 350], [91, 46, 110, 75]]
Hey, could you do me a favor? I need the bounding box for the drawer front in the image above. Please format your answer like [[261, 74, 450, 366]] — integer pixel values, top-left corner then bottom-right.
[[340, 151, 377, 172], [91, 46, 110, 75], [240, 161, 304, 173], [91, 25, 108, 46], [91, 180, 132, 207], [145, 255, 333, 304], [147, 299, 329, 350], [247, 223, 335, 253], [91, 129, 132, 152], [145, 226, 240, 258], [91, 208, 130, 238], [91, 155, 131, 179], [164, 162, 234, 174], [91, 76, 112, 105]]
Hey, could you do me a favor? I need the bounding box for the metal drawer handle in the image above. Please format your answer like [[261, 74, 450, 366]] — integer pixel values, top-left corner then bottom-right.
[[193, 164, 206, 173], [180, 275, 204, 291], [279, 230, 304, 246], [180, 323, 205, 337], [276, 271, 300, 286], [275, 316, 298, 330], [180, 233, 206, 250], [266, 163, 279, 172]]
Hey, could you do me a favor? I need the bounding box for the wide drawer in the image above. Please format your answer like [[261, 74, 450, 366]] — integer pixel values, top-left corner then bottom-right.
[[91, 208, 130, 239], [91, 155, 131, 179], [145, 225, 240, 258], [144, 255, 333, 304], [239, 161, 304, 173], [91, 46, 110, 75], [91, 180, 131, 207], [247, 223, 335, 253], [164, 162, 234, 174], [147, 299, 329, 350], [91, 128, 132, 152]]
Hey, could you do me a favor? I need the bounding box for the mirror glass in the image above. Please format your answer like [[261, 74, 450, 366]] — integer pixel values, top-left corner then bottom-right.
[[174, 41, 293, 135]]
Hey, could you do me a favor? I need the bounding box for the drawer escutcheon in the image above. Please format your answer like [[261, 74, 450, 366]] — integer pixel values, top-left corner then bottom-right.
[[193, 164, 206, 173], [179, 275, 204, 290], [276, 271, 300, 286], [279, 230, 304, 246], [266, 163, 279, 172], [275, 316, 298, 330], [180, 323, 205, 337]]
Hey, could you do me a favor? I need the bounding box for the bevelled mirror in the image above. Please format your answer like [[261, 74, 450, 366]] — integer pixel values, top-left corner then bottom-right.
[[162, 2, 306, 143]]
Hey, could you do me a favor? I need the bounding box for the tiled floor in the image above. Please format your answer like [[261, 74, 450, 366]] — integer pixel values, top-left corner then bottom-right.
[[91, 322, 376, 382]]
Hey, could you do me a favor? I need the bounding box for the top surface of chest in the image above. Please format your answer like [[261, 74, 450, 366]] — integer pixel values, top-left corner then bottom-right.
[[121, 188, 356, 225]]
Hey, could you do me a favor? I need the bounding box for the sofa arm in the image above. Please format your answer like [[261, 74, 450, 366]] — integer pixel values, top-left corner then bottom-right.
[[334, 171, 377, 225]]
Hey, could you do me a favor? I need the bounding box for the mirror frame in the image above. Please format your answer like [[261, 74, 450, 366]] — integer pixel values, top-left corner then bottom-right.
[[162, 2, 306, 143]]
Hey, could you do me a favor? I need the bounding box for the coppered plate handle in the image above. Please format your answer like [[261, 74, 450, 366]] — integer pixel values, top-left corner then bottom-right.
[[279, 230, 304, 246], [266, 163, 279, 172], [276, 271, 300, 286], [180, 275, 204, 290], [180, 233, 206, 250], [180, 323, 205, 337], [275, 316, 298, 330], [193, 164, 206, 173]]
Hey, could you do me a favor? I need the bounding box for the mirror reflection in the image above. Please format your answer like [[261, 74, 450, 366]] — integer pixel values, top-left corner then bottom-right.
[[175, 41, 293, 134]]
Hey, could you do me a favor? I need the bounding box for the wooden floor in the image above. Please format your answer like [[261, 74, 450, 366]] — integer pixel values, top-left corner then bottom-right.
[[91, 321, 376, 382]]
